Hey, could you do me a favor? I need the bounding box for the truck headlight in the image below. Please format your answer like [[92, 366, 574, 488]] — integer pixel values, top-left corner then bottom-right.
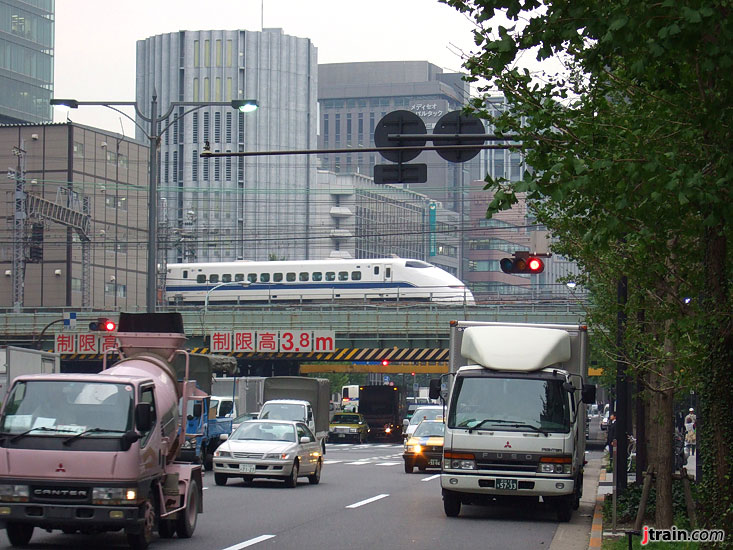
[[181, 438, 196, 450], [538, 457, 572, 474], [0, 484, 29, 503], [92, 487, 138, 505], [444, 451, 476, 470]]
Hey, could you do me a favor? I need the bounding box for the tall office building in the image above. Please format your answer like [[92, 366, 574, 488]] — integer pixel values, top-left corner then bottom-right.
[[0, 0, 54, 124], [136, 28, 317, 264], [317, 61, 481, 278]]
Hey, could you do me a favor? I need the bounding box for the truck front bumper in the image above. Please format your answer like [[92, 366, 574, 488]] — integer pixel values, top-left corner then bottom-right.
[[440, 472, 575, 497], [0, 502, 144, 532]]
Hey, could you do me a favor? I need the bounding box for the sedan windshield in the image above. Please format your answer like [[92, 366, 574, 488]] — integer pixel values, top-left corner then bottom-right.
[[233, 422, 296, 442], [0, 380, 133, 435], [448, 376, 570, 433], [413, 421, 445, 438], [331, 414, 360, 424]]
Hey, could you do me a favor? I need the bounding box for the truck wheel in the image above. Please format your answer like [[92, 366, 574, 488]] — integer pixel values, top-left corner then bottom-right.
[[176, 478, 199, 538], [158, 519, 176, 539], [285, 461, 299, 488], [126, 499, 155, 550], [308, 459, 322, 485], [214, 473, 228, 486], [6, 522, 33, 546], [443, 491, 461, 517], [555, 496, 573, 522]]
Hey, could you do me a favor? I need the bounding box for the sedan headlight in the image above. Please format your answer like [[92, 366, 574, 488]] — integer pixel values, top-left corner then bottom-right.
[[92, 487, 138, 505], [263, 452, 291, 460], [0, 484, 29, 503], [349, 428, 359, 433], [214, 449, 231, 458], [406, 445, 422, 454]]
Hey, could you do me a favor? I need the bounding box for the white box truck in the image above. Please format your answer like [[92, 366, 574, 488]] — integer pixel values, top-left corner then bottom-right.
[[211, 376, 267, 418], [0, 347, 60, 398], [431, 321, 595, 521]]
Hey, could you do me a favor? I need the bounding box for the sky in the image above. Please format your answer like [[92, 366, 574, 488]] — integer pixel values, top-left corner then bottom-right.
[[52, 0, 483, 135]]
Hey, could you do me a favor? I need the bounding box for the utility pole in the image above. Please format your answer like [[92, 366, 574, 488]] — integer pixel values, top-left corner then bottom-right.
[[9, 142, 27, 313]]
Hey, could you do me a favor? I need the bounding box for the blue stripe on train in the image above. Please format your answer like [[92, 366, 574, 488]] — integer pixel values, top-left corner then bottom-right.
[[165, 281, 417, 293]]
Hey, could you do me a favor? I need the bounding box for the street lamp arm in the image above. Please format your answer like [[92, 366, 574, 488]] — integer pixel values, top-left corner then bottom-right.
[[158, 103, 229, 139]]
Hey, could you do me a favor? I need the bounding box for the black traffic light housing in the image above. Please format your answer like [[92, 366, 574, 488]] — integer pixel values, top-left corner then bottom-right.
[[500, 252, 547, 274], [89, 318, 117, 331]]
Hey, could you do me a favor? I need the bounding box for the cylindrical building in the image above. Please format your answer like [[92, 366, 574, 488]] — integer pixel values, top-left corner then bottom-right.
[[136, 28, 317, 263]]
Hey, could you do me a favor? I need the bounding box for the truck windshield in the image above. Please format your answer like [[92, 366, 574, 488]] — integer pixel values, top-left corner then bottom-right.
[[0, 380, 133, 436], [259, 403, 305, 422], [448, 376, 570, 433]]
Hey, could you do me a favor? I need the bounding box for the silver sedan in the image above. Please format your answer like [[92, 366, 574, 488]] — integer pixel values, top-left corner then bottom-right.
[[213, 420, 322, 487]]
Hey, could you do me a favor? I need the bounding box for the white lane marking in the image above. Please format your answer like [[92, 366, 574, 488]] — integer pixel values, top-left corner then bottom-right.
[[376, 462, 401, 466], [203, 487, 210, 490], [323, 460, 343, 464], [221, 534, 276, 550], [421, 474, 441, 482], [345, 494, 389, 509], [345, 461, 370, 465]]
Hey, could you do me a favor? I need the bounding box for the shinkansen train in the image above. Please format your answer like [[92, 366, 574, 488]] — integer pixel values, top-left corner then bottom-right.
[[165, 258, 475, 304]]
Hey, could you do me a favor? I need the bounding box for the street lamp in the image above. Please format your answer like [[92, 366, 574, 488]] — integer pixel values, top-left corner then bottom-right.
[[50, 96, 258, 313], [201, 280, 250, 338]]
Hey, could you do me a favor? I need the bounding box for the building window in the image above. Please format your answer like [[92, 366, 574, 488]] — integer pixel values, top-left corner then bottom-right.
[[226, 112, 232, 142], [192, 112, 199, 142], [192, 150, 198, 180], [215, 112, 221, 142], [323, 114, 329, 145], [164, 152, 169, 183], [194, 40, 199, 67], [215, 77, 222, 101], [204, 40, 210, 67], [73, 141, 84, 157], [203, 112, 210, 141], [346, 113, 352, 145], [334, 114, 340, 145], [216, 39, 222, 67], [204, 77, 210, 101], [226, 40, 233, 66]]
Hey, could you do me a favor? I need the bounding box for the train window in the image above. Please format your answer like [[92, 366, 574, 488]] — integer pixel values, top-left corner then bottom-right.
[[222, 274, 232, 283], [325, 272, 335, 281], [247, 274, 257, 283], [386, 267, 391, 278], [374, 266, 379, 275], [197, 274, 206, 283], [235, 274, 244, 282], [260, 273, 270, 283], [351, 271, 361, 280], [183, 270, 189, 279], [209, 274, 219, 283], [312, 272, 323, 281], [299, 272, 309, 282], [338, 271, 349, 281], [405, 260, 431, 268], [273, 273, 283, 282], [286, 273, 296, 282]]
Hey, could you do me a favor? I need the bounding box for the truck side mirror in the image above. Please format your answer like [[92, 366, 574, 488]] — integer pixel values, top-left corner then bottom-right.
[[428, 379, 441, 400], [581, 384, 597, 404], [135, 403, 153, 432]]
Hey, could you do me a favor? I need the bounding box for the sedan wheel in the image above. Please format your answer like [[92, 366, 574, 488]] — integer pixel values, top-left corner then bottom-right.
[[285, 461, 299, 488], [308, 459, 322, 485]]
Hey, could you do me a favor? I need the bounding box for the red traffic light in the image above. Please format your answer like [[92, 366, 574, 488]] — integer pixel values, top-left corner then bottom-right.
[[381, 359, 390, 367], [500, 255, 545, 274], [89, 318, 116, 331]]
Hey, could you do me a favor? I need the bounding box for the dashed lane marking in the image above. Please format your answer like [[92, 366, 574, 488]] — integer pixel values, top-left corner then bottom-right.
[[221, 534, 276, 550], [346, 494, 389, 509]]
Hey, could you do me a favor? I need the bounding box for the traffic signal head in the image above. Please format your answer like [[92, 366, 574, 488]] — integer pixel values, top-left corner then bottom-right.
[[500, 256, 545, 274], [89, 318, 117, 331], [381, 359, 390, 367]]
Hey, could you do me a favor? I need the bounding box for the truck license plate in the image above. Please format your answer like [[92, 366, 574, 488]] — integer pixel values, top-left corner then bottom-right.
[[495, 478, 518, 490], [239, 464, 256, 473]]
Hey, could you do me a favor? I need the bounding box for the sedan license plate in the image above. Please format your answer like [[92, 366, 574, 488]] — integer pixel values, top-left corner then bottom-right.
[[239, 463, 256, 473], [495, 478, 518, 490], [428, 458, 441, 467]]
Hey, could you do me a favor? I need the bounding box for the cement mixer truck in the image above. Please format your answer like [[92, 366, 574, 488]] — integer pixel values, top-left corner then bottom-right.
[[0, 313, 204, 549]]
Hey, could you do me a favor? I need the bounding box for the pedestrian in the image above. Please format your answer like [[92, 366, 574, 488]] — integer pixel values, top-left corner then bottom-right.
[[685, 427, 696, 456], [675, 411, 685, 434], [684, 408, 696, 433], [606, 413, 617, 466]]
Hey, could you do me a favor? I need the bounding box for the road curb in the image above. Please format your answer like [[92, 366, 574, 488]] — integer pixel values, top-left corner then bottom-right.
[[589, 469, 605, 550]]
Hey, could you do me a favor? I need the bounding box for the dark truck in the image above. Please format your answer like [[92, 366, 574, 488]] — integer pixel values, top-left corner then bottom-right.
[[358, 385, 407, 441]]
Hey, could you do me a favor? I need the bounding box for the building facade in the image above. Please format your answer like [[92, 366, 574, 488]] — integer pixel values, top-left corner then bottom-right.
[[0, 122, 149, 310], [308, 170, 459, 273], [135, 28, 318, 264], [0, 0, 54, 124]]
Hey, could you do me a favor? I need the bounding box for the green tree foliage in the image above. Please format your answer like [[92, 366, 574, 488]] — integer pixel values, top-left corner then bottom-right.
[[442, 0, 732, 536]]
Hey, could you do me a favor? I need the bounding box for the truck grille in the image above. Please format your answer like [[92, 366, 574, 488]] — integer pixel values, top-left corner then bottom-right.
[[31, 486, 90, 503]]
